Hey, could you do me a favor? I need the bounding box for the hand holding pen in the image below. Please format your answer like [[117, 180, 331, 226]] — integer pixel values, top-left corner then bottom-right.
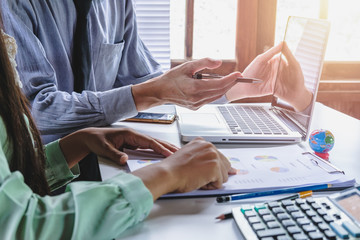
[[193, 72, 263, 84]]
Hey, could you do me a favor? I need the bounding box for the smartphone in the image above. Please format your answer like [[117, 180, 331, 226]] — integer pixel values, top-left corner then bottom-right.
[[125, 112, 176, 124]]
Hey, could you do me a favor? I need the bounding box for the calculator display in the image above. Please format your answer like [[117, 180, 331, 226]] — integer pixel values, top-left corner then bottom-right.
[[336, 192, 360, 223]]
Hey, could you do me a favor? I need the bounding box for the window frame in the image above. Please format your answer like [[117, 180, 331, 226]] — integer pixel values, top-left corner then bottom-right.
[[173, 0, 360, 80]]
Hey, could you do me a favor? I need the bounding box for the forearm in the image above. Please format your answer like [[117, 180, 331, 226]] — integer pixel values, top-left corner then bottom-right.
[[131, 78, 165, 111], [58, 129, 90, 168], [132, 162, 175, 201]]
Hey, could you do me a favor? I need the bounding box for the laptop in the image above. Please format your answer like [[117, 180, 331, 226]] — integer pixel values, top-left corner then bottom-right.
[[176, 16, 331, 143]]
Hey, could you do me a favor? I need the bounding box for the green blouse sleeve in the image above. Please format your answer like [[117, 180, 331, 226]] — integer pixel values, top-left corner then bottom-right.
[[0, 153, 153, 239], [0, 121, 154, 239], [44, 140, 80, 191]]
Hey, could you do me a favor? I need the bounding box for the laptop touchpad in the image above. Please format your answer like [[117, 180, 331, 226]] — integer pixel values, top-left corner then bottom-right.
[[181, 113, 221, 126]]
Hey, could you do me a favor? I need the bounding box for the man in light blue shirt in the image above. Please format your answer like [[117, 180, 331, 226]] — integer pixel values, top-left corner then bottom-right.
[[1, 0, 240, 143], [1, 0, 240, 185]]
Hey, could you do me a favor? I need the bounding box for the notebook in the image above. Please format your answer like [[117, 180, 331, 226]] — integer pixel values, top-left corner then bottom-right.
[[176, 16, 331, 143]]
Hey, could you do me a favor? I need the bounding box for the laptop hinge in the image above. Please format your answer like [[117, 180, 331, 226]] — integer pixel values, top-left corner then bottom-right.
[[270, 107, 307, 139]]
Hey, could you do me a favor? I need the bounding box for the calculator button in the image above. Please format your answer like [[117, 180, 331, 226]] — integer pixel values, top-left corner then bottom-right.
[[311, 203, 321, 210], [311, 216, 323, 225], [287, 226, 302, 235], [272, 207, 285, 214], [306, 198, 315, 204], [263, 215, 276, 222], [260, 237, 273, 240], [295, 199, 306, 205], [244, 210, 257, 218], [308, 231, 324, 240], [286, 206, 299, 213], [252, 223, 266, 231], [277, 213, 290, 221], [323, 214, 334, 223], [318, 223, 330, 231], [297, 218, 311, 226], [305, 210, 317, 217], [324, 229, 337, 240], [248, 216, 261, 224], [302, 224, 317, 233], [300, 204, 311, 211], [333, 213, 341, 220], [267, 201, 280, 209], [281, 200, 294, 207], [282, 219, 296, 227], [267, 221, 280, 229], [330, 222, 350, 239], [240, 205, 253, 213], [256, 228, 286, 238], [255, 205, 267, 211], [292, 233, 309, 240], [258, 209, 271, 216], [291, 212, 305, 219], [342, 221, 360, 237], [316, 209, 326, 216]]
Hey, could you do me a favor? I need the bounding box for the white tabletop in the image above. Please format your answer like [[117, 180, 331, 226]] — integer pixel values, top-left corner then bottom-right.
[[99, 103, 360, 240]]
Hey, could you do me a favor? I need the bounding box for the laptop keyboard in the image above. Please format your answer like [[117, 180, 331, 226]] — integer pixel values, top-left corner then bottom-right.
[[232, 197, 360, 240], [218, 106, 288, 135]]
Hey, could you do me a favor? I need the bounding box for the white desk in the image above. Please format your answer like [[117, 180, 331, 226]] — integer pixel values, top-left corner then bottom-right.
[[100, 103, 360, 240]]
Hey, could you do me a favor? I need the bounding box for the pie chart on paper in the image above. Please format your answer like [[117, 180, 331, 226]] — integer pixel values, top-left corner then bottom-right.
[[270, 167, 289, 173]]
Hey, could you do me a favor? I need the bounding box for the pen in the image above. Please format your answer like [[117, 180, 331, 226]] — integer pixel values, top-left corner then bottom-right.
[[216, 184, 331, 203], [271, 190, 313, 202], [215, 191, 313, 220], [192, 73, 263, 83]]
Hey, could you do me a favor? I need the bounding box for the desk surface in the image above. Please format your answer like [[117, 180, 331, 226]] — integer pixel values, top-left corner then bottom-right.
[[100, 103, 360, 240]]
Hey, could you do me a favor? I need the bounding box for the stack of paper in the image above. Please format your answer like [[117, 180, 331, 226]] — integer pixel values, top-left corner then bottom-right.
[[127, 145, 355, 198]]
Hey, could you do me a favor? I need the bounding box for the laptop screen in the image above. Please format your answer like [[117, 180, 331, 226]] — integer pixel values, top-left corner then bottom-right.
[[271, 17, 330, 136]]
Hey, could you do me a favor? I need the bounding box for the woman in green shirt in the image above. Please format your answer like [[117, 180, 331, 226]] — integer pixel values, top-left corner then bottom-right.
[[0, 18, 234, 239]]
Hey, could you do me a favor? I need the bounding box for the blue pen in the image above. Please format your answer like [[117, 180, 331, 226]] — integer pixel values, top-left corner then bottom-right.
[[216, 184, 332, 203]]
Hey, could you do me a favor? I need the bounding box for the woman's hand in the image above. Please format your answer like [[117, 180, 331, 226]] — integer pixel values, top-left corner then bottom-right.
[[59, 128, 179, 168], [132, 138, 236, 200]]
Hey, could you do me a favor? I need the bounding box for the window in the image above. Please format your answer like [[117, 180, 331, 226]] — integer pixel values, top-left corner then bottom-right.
[[134, 0, 171, 70], [170, 0, 360, 119]]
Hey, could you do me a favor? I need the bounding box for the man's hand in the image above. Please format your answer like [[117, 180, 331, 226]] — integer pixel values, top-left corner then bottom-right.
[[132, 58, 242, 111]]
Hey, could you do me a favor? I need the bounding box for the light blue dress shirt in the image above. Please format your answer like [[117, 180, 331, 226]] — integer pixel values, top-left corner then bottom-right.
[[1, 0, 162, 143]]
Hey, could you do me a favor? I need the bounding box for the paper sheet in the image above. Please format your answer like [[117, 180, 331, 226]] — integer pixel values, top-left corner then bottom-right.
[[127, 145, 355, 198]]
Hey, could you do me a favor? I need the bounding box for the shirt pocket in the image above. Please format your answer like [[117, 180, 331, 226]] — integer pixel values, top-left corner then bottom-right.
[[93, 41, 125, 91]]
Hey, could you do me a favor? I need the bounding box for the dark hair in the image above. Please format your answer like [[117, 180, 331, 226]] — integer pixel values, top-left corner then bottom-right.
[[0, 19, 49, 196]]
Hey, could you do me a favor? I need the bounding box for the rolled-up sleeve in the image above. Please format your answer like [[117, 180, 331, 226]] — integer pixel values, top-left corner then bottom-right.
[[0, 157, 153, 240], [44, 140, 80, 191]]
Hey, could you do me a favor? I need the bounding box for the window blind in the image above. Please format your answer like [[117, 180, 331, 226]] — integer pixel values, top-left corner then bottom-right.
[[133, 0, 171, 71]]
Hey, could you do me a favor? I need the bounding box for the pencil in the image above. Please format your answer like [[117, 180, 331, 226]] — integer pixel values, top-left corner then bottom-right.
[[275, 190, 313, 201], [216, 184, 331, 203], [215, 212, 233, 220], [192, 73, 262, 84]]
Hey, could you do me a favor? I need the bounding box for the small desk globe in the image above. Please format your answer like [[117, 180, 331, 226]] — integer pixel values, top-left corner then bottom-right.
[[309, 129, 334, 160]]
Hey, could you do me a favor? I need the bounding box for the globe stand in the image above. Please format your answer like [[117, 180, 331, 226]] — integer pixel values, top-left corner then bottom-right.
[[314, 152, 329, 161]]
